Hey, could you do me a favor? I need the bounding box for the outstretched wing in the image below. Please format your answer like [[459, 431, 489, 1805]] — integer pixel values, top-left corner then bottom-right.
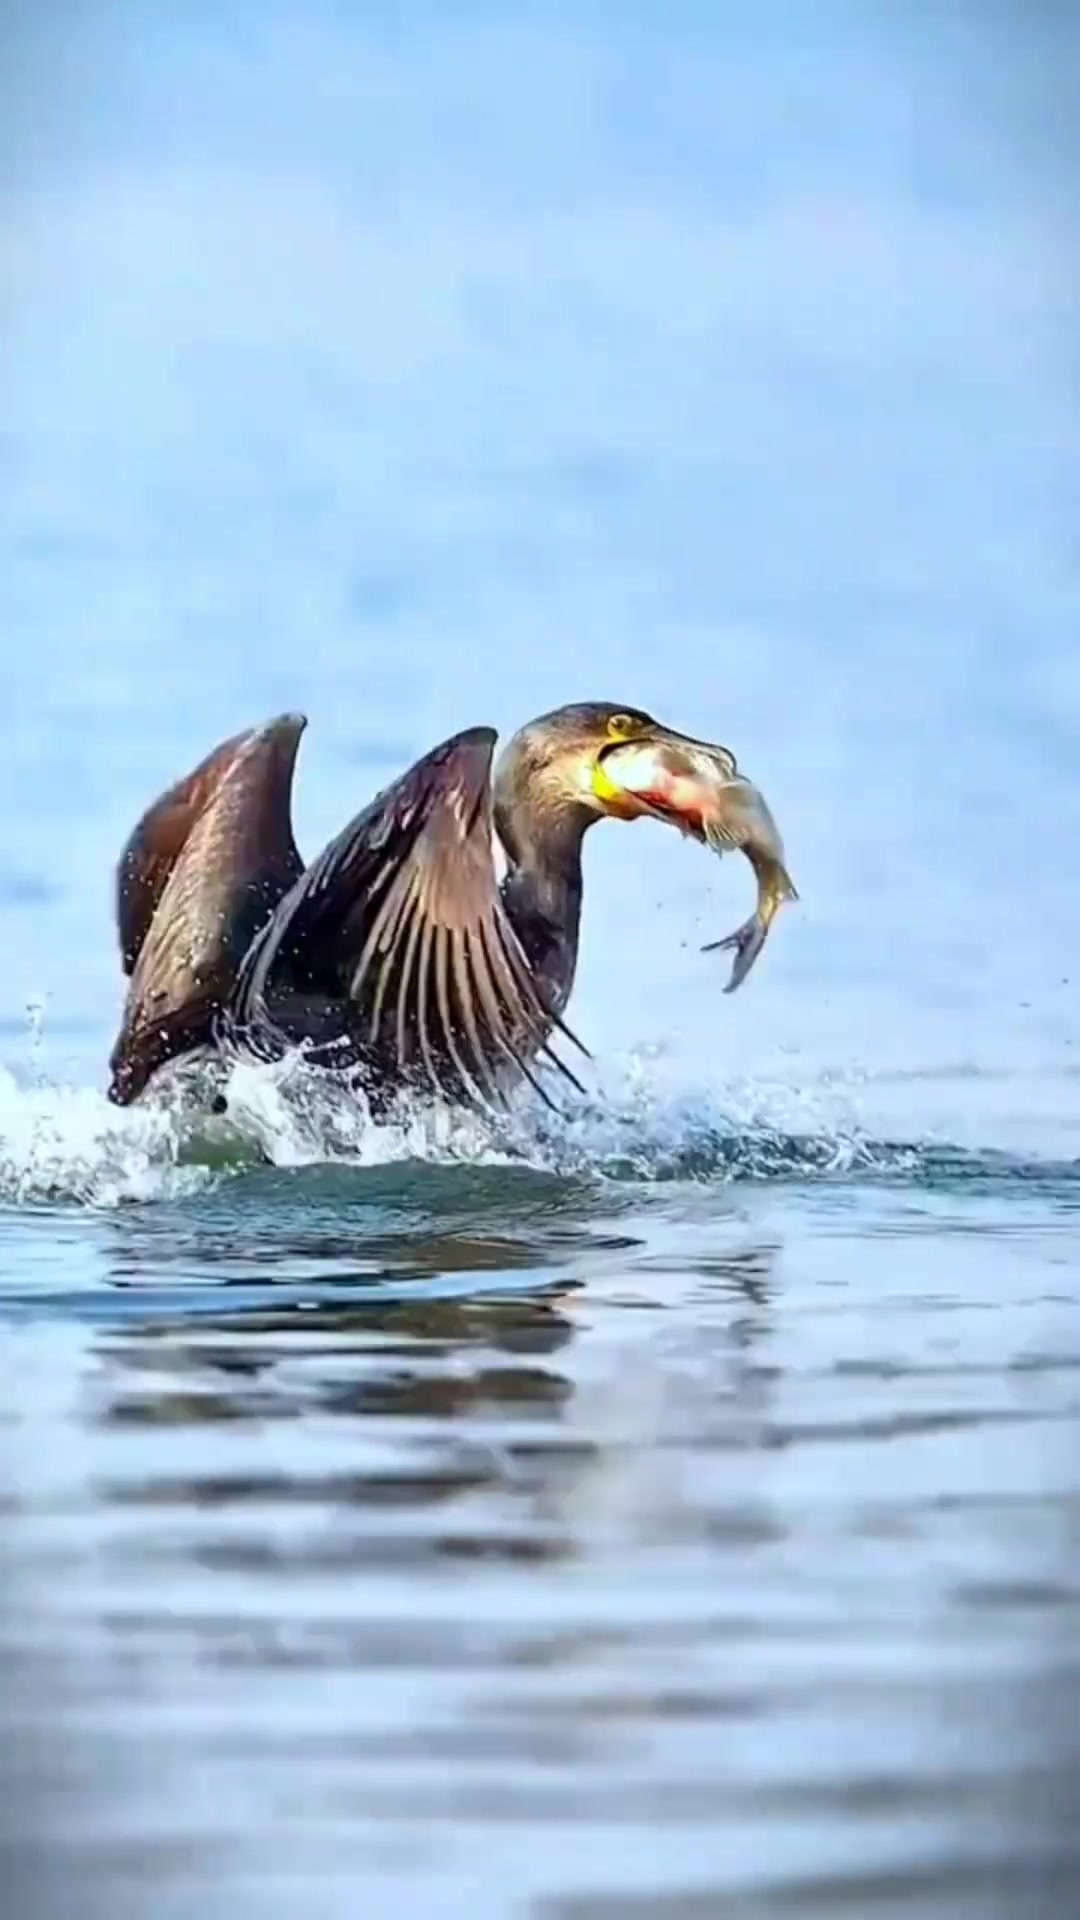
[[231, 725, 586, 1107], [108, 713, 307, 1103], [117, 725, 264, 976]]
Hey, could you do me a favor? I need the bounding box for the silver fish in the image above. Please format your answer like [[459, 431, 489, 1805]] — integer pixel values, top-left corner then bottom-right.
[[698, 781, 799, 991], [595, 739, 799, 992]]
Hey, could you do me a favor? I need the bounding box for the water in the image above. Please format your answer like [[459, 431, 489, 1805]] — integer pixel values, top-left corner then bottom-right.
[[2, 5, 1080, 1916]]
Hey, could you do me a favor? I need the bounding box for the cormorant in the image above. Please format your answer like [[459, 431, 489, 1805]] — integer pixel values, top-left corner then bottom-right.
[[107, 702, 749, 1110]]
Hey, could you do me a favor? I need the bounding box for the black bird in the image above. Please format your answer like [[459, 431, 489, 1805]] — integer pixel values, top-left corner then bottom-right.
[[107, 702, 745, 1109]]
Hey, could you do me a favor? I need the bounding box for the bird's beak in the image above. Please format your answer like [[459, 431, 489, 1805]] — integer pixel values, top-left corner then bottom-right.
[[591, 722, 739, 837], [591, 753, 648, 819]]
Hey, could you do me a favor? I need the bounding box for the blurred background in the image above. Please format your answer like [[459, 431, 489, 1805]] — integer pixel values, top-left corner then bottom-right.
[[2, 0, 1078, 1117], [1, 5, 1079, 1918]]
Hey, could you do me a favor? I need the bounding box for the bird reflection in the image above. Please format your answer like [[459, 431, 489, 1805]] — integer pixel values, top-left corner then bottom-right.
[[685, 1240, 782, 1450], [94, 1282, 586, 1566], [697, 1240, 777, 1312], [100, 1284, 579, 1404], [87, 1226, 789, 1588]]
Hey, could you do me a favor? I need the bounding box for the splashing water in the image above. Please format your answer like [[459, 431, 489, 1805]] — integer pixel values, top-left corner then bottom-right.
[[3, 1040, 1073, 1214]]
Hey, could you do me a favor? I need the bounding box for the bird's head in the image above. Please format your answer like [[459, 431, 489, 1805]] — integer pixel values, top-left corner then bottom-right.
[[494, 701, 738, 858]]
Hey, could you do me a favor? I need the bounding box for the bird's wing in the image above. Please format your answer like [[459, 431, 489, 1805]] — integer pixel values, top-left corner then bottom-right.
[[108, 713, 307, 1102], [232, 725, 586, 1106], [115, 717, 302, 973]]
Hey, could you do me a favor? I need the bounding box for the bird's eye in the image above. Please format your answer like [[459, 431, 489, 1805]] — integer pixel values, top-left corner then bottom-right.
[[607, 712, 642, 740]]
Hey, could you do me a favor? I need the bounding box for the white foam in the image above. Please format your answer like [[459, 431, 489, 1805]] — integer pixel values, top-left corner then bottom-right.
[[0, 1065, 214, 1208], [0, 1036, 895, 1212]]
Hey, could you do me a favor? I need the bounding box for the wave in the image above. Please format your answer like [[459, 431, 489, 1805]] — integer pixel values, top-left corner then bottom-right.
[[1, 1049, 1076, 1211]]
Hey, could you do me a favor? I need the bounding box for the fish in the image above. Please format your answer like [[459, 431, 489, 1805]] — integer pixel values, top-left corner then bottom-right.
[[595, 735, 799, 992], [699, 831, 798, 992]]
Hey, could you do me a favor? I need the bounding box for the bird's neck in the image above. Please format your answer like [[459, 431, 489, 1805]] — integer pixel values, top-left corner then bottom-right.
[[496, 804, 592, 1012]]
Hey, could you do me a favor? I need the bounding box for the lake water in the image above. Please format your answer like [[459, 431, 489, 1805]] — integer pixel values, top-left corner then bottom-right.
[[2, 7, 1079, 1917]]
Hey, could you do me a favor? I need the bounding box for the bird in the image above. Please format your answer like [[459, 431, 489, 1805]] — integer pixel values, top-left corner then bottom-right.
[[107, 702, 735, 1112]]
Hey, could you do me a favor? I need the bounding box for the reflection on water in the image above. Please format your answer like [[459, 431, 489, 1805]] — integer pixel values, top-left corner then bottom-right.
[[2, 1164, 1080, 1919]]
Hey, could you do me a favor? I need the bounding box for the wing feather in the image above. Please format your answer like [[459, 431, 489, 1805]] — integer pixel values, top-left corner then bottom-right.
[[435, 923, 497, 1107], [414, 917, 440, 1091], [393, 890, 425, 1071], [452, 928, 502, 1102], [230, 725, 585, 1105], [108, 713, 307, 1103]]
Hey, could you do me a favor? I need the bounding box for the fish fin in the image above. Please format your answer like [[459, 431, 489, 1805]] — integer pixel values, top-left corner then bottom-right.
[[701, 913, 767, 992]]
